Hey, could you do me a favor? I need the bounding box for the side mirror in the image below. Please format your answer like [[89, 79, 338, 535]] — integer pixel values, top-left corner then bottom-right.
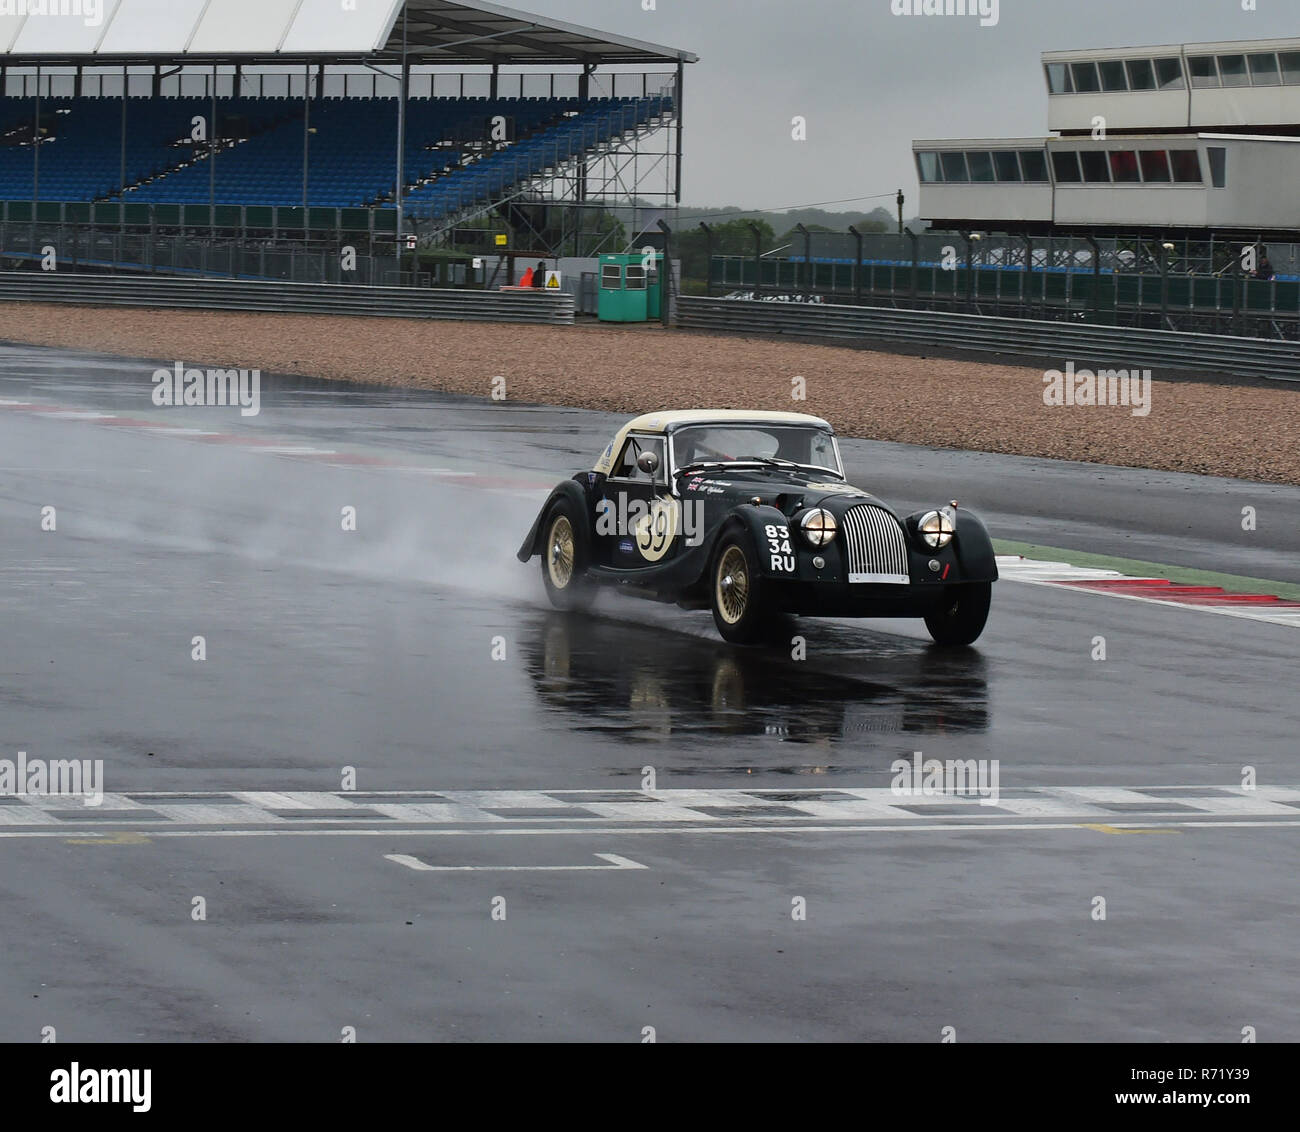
[[637, 451, 661, 476]]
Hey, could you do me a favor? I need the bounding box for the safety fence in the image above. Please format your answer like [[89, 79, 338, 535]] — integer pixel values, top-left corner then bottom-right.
[[710, 255, 1300, 340], [0, 271, 575, 324], [676, 296, 1300, 382]]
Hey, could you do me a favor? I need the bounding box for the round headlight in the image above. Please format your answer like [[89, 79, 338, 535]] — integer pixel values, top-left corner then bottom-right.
[[801, 508, 838, 547], [918, 510, 956, 549]]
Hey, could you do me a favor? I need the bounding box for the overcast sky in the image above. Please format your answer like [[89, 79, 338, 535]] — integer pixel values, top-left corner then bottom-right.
[[522, 0, 1300, 212]]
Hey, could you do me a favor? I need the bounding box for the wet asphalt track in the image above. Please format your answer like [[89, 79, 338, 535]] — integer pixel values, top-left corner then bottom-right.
[[0, 342, 1298, 1043]]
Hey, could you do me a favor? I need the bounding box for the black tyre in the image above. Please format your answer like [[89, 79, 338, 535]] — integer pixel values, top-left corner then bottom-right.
[[709, 530, 770, 644], [539, 499, 594, 612], [924, 582, 992, 647]]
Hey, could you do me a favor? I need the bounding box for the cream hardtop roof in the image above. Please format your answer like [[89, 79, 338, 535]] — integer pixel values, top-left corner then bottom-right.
[[593, 410, 836, 476], [618, 409, 832, 434]]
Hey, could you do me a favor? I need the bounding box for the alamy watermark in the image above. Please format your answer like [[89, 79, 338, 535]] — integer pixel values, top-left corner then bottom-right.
[[892, 752, 1000, 806], [0, 1, 104, 28], [890, 0, 999, 28], [1043, 361, 1152, 418], [50, 1063, 151, 1113], [0, 751, 103, 807], [152, 362, 261, 417], [596, 493, 705, 558]]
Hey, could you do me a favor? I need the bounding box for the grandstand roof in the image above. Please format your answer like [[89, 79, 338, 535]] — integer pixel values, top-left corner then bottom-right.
[[0, 0, 697, 67]]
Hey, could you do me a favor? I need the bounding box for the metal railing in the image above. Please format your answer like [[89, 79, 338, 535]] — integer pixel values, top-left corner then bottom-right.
[[0, 271, 575, 324], [0, 225, 431, 285], [0, 202, 392, 237], [4, 70, 680, 102], [710, 253, 1300, 340], [676, 296, 1300, 382]]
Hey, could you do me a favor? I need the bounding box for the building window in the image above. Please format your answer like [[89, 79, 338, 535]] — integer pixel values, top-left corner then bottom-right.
[[993, 152, 1024, 181], [1189, 56, 1219, 88], [993, 151, 1022, 181], [1170, 150, 1203, 183], [1280, 52, 1300, 85], [1109, 150, 1141, 183], [1248, 53, 1281, 86], [1070, 61, 1101, 93], [1155, 57, 1186, 90], [1099, 60, 1128, 91], [1080, 151, 1111, 182], [1217, 54, 1249, 88], [916, 152, 943, 183], [1045, 62, 1072, 94], [940, 151, 969, 182], [966, 151, 995, 182], [1051, 151, 1083, 183], [1139, 150, 1172, 183], [1125, 59, 1156, 91], [1019, 150, 1049, 182], [1207, 147, 1227, 188]]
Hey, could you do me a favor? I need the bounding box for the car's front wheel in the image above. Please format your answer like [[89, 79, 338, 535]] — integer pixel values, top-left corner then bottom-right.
[[924, 582, 992, 646], [710, 531, 769, 644], [540, 500, 594, 611]]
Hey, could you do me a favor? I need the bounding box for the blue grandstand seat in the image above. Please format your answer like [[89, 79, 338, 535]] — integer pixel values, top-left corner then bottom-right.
[[0, 91, 673, 212]]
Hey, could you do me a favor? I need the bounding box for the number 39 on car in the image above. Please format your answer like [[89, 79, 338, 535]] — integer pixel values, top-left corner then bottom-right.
[[517, 410, 998, 646]]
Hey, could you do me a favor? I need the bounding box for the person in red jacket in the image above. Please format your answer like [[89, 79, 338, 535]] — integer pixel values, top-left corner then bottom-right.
[[518, 266, 535, 287]]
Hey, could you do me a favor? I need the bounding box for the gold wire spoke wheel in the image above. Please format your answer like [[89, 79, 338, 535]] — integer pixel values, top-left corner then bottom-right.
[[715, 545, 750, 625], [546, 515, 576, 588]]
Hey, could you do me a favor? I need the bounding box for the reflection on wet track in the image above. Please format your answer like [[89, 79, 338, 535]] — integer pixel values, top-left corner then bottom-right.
[[523, 610, 990, 742]]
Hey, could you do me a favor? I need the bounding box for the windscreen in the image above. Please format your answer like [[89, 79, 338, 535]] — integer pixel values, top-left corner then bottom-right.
[[673, 425, 841, 475]]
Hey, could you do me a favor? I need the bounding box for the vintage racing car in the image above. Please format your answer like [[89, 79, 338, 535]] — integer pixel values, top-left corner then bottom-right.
[[517, 411, 998, 645]]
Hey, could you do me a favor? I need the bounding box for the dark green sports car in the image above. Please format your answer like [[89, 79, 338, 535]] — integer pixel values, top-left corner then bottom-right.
[[518, 410, 998, 646]]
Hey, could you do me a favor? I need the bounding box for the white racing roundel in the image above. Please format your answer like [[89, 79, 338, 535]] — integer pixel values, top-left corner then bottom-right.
[[632, 496, 680, 562]]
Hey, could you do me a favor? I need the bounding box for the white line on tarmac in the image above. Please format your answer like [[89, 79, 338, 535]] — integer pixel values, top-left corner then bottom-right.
[[7, 817, 1300, 840], [384, 852, 648, 872]]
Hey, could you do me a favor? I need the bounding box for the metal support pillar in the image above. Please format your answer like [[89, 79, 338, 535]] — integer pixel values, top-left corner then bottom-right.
[[394, 7, 409, 278], [849, 225, 863, 305]]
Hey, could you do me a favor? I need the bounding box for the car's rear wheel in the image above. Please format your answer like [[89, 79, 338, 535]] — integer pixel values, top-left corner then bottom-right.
[[710, 532, 768, 644], [540, 500, 594, 611], [924, 582, 992, 646]]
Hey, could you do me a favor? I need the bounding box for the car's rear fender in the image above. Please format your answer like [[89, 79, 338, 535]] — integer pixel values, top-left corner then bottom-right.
[[517, 478, 591, 563]]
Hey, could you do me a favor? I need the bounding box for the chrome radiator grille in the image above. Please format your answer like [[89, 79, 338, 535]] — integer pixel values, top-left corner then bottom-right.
[[841, 505, 910, 584]]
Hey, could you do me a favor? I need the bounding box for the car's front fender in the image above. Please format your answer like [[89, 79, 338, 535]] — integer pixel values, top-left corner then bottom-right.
[[951, 510, 999, 582], [720, 503, 803, 579]]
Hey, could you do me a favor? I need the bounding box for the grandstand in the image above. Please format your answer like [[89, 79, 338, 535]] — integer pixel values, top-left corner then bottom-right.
[[0, 0, 694, 275]]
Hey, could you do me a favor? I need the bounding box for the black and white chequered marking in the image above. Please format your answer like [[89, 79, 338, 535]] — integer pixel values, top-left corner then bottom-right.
[[2, 786, 1299, 829]]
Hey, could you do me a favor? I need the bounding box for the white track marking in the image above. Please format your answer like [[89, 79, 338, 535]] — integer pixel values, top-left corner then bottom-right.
[[371, 803, 508, 823], [41, 411, 118, 420], [384, 851, 648, 872], [1, 786, 1295, 831], [997, 555, 1300, 627], [137, 428, 222, 437], [0, 807, 59, 825], [231, 791, 343, 809], [2, 818, 1298, 841]]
